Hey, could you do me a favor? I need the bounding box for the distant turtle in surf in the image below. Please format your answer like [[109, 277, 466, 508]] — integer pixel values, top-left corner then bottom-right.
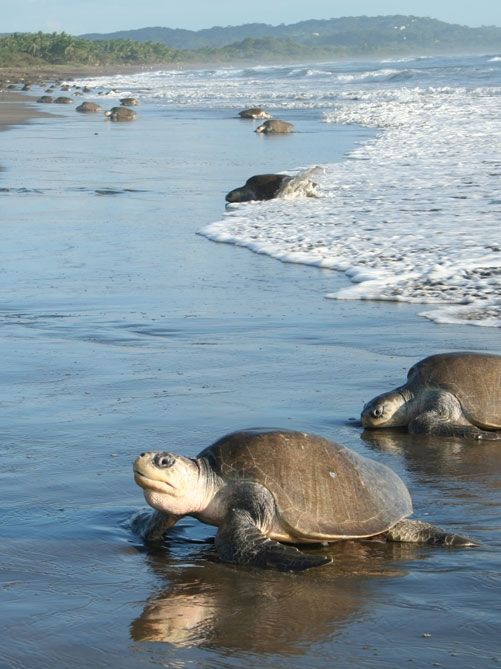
[[239, 107, 272, 119], [76, 101, 102, 113], [255, 119, 294, 134], [132, 429, 476, 572], [120, 97, 139, 106], [54, 96, 72, 104], [361, 352, 501, 440], [225, 174, 292, 203], [105, 106, 137, 122], [37, 95, 53, 103]]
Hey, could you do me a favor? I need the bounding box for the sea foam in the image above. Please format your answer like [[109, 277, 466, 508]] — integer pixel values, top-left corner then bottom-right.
[[72, 56, 500, 327], [201, 84, 500, 327]]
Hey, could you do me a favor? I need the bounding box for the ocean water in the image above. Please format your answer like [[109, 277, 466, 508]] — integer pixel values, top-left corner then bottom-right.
[[1, 55, 500, 669], [73, 54, 501, 328]]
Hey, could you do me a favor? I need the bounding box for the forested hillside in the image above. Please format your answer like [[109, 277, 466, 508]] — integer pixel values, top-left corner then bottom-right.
[[0, 31, 183, 67], [81, 15, 501, 53], [1, 16, 500, 69]]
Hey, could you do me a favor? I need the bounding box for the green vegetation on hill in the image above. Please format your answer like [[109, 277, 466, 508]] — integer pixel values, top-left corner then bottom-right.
[[196, 37, 340, 63], [1, 16, 500, 70], [0, 31, 183, 67], [81, 15, 501, 54]]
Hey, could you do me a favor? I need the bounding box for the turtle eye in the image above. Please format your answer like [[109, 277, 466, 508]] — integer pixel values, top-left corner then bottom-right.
[[153, 452, 176, 469], [372, 406, 384, 418]]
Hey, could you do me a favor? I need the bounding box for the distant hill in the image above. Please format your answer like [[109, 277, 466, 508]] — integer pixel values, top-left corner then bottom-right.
[[1, 16, 500, 70], [81, 15, 501, 56]]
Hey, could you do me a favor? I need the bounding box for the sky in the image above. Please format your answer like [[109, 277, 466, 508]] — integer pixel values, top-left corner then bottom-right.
[[2, 0, 500, 34]]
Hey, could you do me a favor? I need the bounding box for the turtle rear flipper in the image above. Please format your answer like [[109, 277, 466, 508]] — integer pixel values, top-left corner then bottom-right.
[[216, 508, 331, 572], [386, 519, 479, 547]]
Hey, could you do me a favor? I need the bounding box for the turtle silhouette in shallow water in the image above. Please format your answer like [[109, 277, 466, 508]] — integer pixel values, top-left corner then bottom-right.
[[255, 119, 294, 134], [238, 107, 272, 119], [105, 106, 137, 121], [362, 352, 501, 440], [120, 97, 139, 106], [76, 101, 102, 113], [132, 430, 476, 572], [225, 174, 292, 202]]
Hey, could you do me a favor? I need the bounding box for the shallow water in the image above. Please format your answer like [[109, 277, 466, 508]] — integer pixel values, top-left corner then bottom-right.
[[0, 87, 500, 669], [75, 54, 501, 327]]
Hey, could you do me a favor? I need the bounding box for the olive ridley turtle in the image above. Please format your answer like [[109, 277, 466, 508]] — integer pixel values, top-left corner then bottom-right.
[[239, 107, 272, 119], [225, 174, 292, 202], [132, 430, 476, 572], [76, 101, 102, 113], [362, 352, 501, 440], [105, 106, 137, 121], [255, 119, 294, 134]]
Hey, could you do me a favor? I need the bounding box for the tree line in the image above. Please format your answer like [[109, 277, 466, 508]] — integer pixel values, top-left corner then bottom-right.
[[1, 22, 500, 69], [0, 32, 184, 67]]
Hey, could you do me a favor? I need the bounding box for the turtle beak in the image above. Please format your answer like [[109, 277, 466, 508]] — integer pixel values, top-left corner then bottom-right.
[[133, 451, 175, 477], [133, 452, 177, 491], [361, 404, 380, 427]]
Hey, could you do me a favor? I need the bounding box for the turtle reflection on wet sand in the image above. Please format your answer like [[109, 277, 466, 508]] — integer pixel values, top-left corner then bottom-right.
[[132, 430, 477, 572], [362, 352, 501, 440]]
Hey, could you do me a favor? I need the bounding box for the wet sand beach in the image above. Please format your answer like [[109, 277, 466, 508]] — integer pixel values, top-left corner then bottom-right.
[[0, 89, 51, 133], [0, 82, 499, 669]]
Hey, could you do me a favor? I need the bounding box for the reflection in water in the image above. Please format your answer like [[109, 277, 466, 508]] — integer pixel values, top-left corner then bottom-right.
[[361, 429, 501, 490], [130, 540, 424, 653]]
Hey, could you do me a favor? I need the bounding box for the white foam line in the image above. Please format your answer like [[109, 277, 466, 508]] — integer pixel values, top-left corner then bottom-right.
[[201, 85, 501, 327]]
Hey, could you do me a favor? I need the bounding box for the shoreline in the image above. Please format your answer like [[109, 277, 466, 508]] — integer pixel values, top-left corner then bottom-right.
[[0, 63, 154, 134], [0, 65, 162, 131], [0, 63, 168, 138], [0, 89, 52, 134]]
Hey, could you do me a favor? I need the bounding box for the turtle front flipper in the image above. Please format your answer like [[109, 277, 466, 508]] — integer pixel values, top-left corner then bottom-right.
[[130, 510, 181, 541], [216, 508, 331, 571], [386, 519, 479, 547]]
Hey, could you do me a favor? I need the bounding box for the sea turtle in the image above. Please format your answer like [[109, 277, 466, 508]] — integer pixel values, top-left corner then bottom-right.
[[76, 101, 102, 113], [132, 430, 476, 572], [361, 352, 501, 440], [225, 174, 292, 203], [238, 107, 272, 119], [105, 106, 137, 121], [255, 119, 294, 134], [120, 97, 139, 106]]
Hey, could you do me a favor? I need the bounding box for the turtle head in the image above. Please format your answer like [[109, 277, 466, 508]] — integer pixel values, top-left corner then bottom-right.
[[133, 451, 205, 515], [225, 187, 254, 203], [361, 390, 409, 428]]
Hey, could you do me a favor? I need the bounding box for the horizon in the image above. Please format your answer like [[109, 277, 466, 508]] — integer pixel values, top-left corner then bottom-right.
[[2, 1, 501, 35]]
